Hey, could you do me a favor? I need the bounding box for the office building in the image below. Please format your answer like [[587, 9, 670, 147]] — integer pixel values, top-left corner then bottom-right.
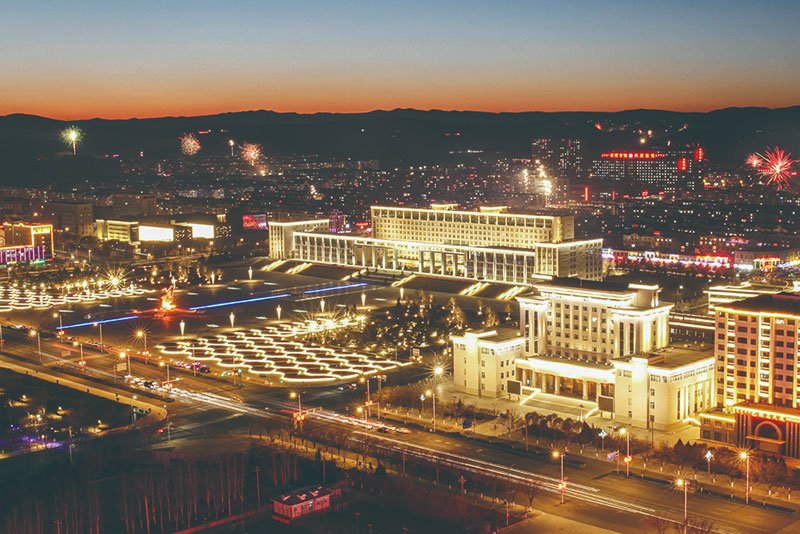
[[590, 147, 703, 195], [700, 292, 800, 458], [288, 204, 602, 282], [452, 328, 523, 398], [451, 279, 714, 430], [612, 345, 714, 431], [268, 218, 331, 259], [96, 219, 139, 242], [46, 201, 93, 236], [371, 204, 574, 246], [0, 222, 53, 264]]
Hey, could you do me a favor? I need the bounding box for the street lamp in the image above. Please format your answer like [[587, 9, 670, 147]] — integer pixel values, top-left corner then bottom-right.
[[320, 299, 325, 313], [179, 320, 185, 338], [276, 305, 282, 321], [30, 329, 41, 363], [431, 366, 443, 432], [361, 376, 372, 417], [620, 427, 631, 476], [229, 312, 235, 329], [598, 429, 607, 451], [361, 292, 366, 307], [553, 450, 566, 504], [53, 312, 62, 329], [159, 361, 170, 385], [675, 478, 689, 522], [740, 451, 750, 504], [137, 331, 148, 364], [121, 351, 130, 376], [94, 322, 104, 353], [705, 450, 713, 476], [290, 391, 302, 413]]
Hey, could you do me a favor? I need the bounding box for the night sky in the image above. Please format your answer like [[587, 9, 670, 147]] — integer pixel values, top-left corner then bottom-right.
[[1, 1, 798, 119]]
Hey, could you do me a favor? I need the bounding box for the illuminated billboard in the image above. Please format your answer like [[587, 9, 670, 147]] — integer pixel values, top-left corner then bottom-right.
[[139, 225, 174, 242], [188, 223, 214, 239], [242, 214, 267, 231]]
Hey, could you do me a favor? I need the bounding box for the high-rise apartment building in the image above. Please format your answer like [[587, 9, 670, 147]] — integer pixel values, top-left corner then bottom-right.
[[590, 146, 704, 195], [700, 293, 800, 458], [713, 293, 800, 408], [531, 138, 583, 180]]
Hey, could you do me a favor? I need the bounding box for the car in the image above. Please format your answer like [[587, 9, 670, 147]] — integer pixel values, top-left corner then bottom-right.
[[376, 427, 390, 433]]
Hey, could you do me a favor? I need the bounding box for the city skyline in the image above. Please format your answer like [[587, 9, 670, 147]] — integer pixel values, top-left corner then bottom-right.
[[2, 1, 799, 119]]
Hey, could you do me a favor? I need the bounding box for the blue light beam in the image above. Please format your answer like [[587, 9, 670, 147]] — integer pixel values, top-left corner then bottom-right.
[[189, 293, 291, 311]]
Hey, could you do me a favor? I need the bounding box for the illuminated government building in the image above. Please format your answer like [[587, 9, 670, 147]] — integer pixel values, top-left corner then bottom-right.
[[287, 204, 603, 283], [453, 278, 715, 431]]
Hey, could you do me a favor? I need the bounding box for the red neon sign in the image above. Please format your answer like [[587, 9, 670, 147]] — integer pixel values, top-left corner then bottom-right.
[[601, 152, 665, 159], [678, 157, 688, 171], [694, 147, 704, 161], [584, 186, 589, 202]]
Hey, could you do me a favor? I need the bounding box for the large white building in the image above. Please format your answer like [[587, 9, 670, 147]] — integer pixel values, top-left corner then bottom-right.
[[288, 204, 603, 282], [371, 205, 574, 246], [451, 279, 714, 430], [268, 218, 330, 259], [612, 346, 714, 431], [452, 329, 523, 398]]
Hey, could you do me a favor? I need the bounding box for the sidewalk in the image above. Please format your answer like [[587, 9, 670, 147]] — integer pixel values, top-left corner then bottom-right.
[[381, 395, 800, 509]]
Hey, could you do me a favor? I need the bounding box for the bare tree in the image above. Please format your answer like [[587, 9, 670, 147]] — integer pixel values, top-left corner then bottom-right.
[[524, 480, 543, 511], [686, 518, 715, 534], [643, 514, 670, 534]]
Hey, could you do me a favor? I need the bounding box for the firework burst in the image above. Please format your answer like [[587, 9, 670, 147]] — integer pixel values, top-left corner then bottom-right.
[[756, 147, 797, 190], [179, 133, 201, 156], [61, 126, 82, 155], [241, 142, 261, 166], [746, 154, 762, 168]]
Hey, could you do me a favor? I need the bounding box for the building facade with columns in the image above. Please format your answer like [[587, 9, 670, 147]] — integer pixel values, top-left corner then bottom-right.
[[514, 279, 672, 404]]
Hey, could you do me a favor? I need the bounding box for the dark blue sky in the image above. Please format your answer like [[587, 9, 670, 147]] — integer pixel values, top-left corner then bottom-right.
[[1, 1, 798, 118]]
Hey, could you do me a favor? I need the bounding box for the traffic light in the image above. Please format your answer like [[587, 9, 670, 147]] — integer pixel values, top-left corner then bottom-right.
[[364, 400, 374, 407]]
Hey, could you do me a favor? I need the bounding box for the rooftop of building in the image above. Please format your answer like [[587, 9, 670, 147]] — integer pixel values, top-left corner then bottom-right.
[[535, 277, 633, 294], [615, 342, 713, 370], [732, 402, 800, 419], [525, 353, 613, 371], [273, 485, 332, 507], [718, 292, 800, 316], [453, 327, 522, 344]]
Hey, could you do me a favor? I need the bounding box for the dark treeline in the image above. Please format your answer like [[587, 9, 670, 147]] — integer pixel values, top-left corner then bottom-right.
[[0, 428, 333, 534]]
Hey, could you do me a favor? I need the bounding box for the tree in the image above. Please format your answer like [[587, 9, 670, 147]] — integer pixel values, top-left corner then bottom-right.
[[446, 298, 467, 331], [686, 518, 714, 534], [483, 306, 499, 328], [524, 480, 542, 511], [643, 515, 670, 534], [504, 303, 513, 321]]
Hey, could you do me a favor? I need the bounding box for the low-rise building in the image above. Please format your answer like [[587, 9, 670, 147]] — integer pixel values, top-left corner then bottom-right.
[[96, 219, 139, 242], [272, 486, 332, 523], [612, 344, 714, 431], [452, 328, 523, 398], [0, 221, 53, 264]]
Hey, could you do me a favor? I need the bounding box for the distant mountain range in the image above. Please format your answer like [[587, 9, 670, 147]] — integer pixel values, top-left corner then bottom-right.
[[0, 107, 798, 185]]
